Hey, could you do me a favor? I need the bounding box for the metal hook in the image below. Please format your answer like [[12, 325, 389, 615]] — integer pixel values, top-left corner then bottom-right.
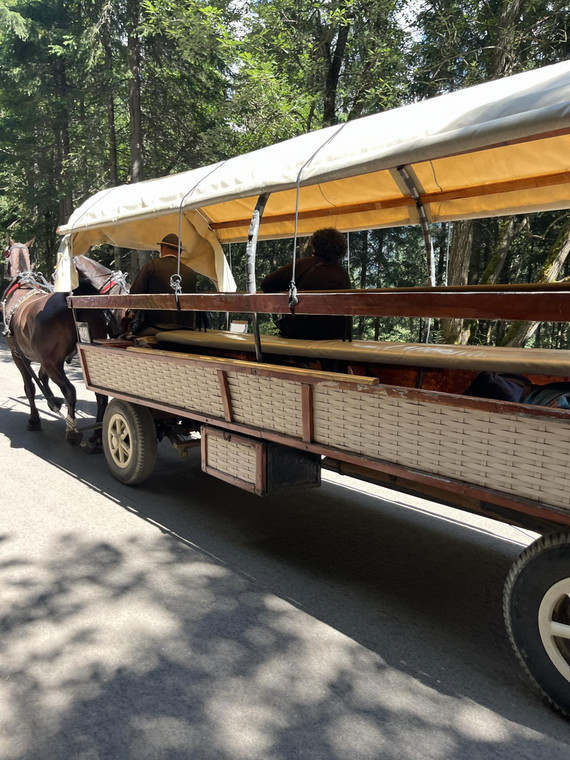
[[170, 273, 182, 309], [288, 281, 298, 313]]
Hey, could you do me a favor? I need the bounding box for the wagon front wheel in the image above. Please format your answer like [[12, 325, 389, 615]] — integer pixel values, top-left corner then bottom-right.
[[504, 531, 570, 717], [102, 399, 157, 485]]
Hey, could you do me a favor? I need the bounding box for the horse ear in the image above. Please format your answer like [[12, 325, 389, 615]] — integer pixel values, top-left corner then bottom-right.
[[24, 238, 35, 249], [8, 235, 14, 246]]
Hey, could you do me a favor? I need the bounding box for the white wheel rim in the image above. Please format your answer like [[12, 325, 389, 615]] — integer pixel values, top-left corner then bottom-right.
[[538, 578, 570, 682], [107, 413, 133, 470]]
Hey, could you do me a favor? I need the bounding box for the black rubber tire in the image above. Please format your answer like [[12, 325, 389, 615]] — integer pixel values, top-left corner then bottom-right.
[[102, 399, 157, 485], [504, 531, 570, 717]]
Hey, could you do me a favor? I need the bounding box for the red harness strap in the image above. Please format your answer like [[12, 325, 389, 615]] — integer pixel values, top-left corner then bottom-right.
[[4, 282, 21, 300], [100, 280, 117, 294]]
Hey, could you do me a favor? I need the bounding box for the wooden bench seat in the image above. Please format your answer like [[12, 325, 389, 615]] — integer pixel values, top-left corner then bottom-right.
[[154, 329, 570, 376]]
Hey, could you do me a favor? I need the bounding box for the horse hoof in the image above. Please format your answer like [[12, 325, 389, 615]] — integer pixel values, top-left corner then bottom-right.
[[48, 398, 64, 412], [84, 439, 103, 454], [27, 420, 42, 431], [66, 430, 83, 447]]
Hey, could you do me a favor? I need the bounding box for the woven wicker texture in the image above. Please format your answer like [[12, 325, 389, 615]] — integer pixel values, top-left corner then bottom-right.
[[313, 385, 570, 509], [226, 373, 303, 437], [86, 347, 570, 511], [206, 436, 258, 482], [85, 350, 225, 417]]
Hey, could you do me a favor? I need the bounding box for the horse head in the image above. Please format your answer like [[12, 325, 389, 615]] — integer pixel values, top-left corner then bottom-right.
[[4, 236, 34, 280]]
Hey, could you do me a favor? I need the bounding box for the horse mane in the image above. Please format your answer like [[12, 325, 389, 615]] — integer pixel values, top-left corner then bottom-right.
[[72, 279, 100, 296], [71, 254, 129, 338], [73, 255, 112, 294]]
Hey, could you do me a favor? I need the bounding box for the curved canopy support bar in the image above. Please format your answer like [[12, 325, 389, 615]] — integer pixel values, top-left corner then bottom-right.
[[246, 193, 270, 362], [397, 165, 436, 288]]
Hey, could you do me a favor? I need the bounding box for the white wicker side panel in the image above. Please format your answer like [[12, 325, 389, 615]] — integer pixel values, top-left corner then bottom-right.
[[206, 435, 258, 483], [313, 385, 570, 510], [84, 350, 225, 417], [226, 373, 303, 438]]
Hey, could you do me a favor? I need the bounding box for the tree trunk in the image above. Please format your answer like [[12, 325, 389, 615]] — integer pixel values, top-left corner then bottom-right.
[[127, 0, 144, 183], [102, 7, 119, 187], [54, 56, 73, 221], [436, 223, 448, 285], [440, 221, 474, 343], [491, 0, 523, 78], [126, 0, 147, 276], [502, 222, 570, 347], [438, 0, 526, 344], [322, 24, 350, 126], [480, 216, 528, 284], [102, 5, 121, 271]]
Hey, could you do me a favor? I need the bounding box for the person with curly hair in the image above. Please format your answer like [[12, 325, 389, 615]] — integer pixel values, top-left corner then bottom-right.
[[261, 228, 352, 340]]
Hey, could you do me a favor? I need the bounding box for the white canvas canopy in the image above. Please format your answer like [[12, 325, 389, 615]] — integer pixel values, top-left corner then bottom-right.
[[57, 60, 570, 290]]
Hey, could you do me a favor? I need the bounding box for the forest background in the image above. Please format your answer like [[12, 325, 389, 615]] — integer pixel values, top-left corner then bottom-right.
[[1, 0, 569, 346]]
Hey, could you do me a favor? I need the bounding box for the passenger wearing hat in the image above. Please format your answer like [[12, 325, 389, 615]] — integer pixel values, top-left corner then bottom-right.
[[129, 234, 198, 334]]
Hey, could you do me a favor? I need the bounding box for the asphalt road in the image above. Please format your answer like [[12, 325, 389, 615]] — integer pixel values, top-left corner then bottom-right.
[[0, 335, 569, 759]]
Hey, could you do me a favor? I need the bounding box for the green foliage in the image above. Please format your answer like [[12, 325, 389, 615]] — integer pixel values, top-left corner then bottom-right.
[[0, 0, 569, 347], [231, 0, 407, 141], [0, 1, 29, 39], [140, 0, 240, 170]]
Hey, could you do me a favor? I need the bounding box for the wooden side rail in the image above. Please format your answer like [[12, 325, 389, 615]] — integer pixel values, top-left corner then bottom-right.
[[68, 283, 570, 323]]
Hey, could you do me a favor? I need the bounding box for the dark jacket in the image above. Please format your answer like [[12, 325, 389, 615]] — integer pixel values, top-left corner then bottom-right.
[[260, 255, 351, 340], [130, 255, 197, 331]]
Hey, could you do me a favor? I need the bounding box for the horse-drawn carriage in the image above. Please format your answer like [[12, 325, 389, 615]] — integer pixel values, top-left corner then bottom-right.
[[12, 60, 570, 716]]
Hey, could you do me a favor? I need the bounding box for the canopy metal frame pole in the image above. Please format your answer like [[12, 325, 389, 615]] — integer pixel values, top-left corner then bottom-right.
[[397, 165, 435, 286], [246, 193, 270, 362]]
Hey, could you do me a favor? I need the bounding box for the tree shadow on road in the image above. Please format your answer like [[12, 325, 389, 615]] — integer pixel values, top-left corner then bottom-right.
[[1, 525, 567, 760]]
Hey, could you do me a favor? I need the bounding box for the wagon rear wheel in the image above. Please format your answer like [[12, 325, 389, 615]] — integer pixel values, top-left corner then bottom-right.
[[102, 399, 157, 485], [504, 531, 570, 717]]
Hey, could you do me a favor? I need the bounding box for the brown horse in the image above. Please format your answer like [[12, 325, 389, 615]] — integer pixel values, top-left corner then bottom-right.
[[2, 256, 128, 446]]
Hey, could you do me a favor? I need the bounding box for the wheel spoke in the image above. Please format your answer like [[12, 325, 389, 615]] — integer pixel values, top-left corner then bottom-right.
[[107, 414, 132, 467], [550, 621, 570, 641]]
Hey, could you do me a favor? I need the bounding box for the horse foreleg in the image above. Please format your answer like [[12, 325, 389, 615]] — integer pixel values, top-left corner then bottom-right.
[[44, 363, 82, 446], [10, 351, 41, 431], [63, 384, 82, 447]]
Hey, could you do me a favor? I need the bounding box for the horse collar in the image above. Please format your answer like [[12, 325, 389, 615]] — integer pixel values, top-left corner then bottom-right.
[[2, 288, 44, 337]]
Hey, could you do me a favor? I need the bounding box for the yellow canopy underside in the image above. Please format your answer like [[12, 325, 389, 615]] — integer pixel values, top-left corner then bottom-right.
[[205, 133, 570, 242]]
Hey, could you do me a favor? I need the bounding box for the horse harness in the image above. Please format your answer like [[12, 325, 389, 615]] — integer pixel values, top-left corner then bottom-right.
[[2, 274, 51, 337], [82, 268, 128, 295], [101, 272, 128, 293]]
